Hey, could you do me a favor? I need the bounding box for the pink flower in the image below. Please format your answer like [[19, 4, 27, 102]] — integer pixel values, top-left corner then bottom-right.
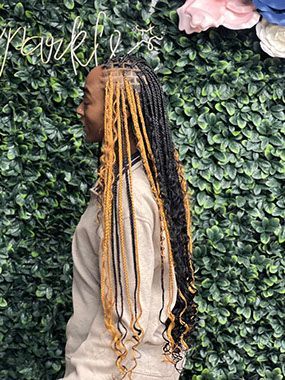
[[177, 0, 261, 34]]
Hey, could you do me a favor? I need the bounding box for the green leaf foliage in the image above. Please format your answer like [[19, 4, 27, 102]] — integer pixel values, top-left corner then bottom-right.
[[0, 0, 284, 379]]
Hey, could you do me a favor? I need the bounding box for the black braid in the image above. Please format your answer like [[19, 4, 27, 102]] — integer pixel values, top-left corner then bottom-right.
[[133, 60, 189, 370], [112, 180, 131, 379], [98, 53, 200, 375], [121, 113, 142, 339]]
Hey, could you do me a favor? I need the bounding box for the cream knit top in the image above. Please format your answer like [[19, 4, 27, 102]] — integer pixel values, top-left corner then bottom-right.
[[60, 151, 186, 380]]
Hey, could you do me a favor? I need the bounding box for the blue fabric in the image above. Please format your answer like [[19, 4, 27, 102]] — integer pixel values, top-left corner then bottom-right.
[[253, 0, 285, 26], [253, 0, 285, 10], [261, 11, 285, 25]]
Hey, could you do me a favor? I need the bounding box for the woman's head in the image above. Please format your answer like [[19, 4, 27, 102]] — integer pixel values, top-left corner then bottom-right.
[[76, 56, 142, 151], [79, 53, 199, 378], [76, 65, 105, 143]]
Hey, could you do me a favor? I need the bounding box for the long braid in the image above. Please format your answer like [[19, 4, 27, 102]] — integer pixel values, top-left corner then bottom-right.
[[116, 75, 139, 378], [132, 66, 179, 360], [121, 84, 143, 340], [134, 69, 178, 355], [112, 80, 130, 374], [133, 56, 199, 334], [133, 88, 170, 354], [119, 81, 143, 376], [92, 53, 199, 379], [124, 76, 178, 366], [135, 61, 197, 358], [134, 56, 199, 362], [133, 70, 178, 356], [132, 69, 175, 358], [134, 65, 183, 362], [104, 73, 130, 375]]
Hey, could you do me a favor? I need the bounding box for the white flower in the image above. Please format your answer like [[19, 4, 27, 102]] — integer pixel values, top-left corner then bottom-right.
[[256, 18, 285, 58]]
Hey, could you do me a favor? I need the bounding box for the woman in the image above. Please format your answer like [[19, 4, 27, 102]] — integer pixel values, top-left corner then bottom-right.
[[61, 54, 198, 380]]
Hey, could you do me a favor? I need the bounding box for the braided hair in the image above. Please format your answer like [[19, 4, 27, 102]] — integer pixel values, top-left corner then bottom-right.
[[92, 53, 199, 379]]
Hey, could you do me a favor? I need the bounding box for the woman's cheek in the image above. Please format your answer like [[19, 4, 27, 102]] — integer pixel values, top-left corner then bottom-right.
[[86, 106, 97, 128]]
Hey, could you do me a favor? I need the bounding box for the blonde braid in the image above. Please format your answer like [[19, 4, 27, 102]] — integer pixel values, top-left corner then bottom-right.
[[124, 78, 177, 364]]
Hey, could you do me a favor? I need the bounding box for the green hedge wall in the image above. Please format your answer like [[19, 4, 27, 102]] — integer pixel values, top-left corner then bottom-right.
[[0, 0, 284, 379]]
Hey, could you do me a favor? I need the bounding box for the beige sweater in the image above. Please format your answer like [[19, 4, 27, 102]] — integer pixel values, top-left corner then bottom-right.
[[60, 152, 185, 380]]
